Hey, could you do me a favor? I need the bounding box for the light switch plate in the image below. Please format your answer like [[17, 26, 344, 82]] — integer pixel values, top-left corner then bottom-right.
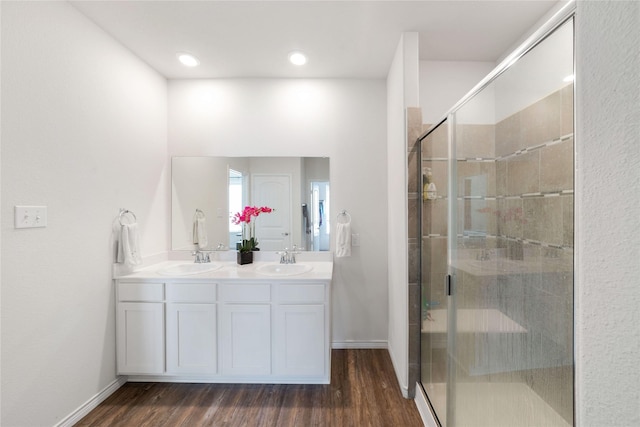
[[351, 233, 360, 246], [14, 206, 47, 229]]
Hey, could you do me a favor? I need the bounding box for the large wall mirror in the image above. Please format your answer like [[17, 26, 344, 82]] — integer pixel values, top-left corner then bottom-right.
[[172, 157, 330, 252]]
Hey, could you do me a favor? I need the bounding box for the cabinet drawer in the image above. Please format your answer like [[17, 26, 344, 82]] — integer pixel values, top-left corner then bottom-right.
[[118, 282, 163, 302], [166, 283, 216, 303], [219, 283, 271, 302], [277, 284, 325, 303]]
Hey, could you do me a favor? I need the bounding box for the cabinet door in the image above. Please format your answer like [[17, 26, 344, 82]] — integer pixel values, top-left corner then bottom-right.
[[219, 304, 271, 376], [274, 304, 325, 377], [116, 302, 164, 375], [166, 303, 217, 375]]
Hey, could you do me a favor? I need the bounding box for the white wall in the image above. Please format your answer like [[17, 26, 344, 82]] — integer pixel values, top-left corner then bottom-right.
[[419, 60, 495, 125], [171, 156, 229, 250], [167, 79, 389, 347], [421, 20, 574, 128], [494, 19, 573, 123], [386, 32, 419, 397], [575, 1, 640, 425], [0, 2, 168, 426]]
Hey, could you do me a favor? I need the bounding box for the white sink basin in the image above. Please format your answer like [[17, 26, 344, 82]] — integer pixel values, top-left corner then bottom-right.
[[157, 263, 222, 276], [256, 263, 313, 277]]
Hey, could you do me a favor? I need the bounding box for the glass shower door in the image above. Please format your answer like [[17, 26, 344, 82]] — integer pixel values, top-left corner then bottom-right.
[[448, 18, 574, 427], [420, 120, 450, 424], [420, 16, 575, 427]]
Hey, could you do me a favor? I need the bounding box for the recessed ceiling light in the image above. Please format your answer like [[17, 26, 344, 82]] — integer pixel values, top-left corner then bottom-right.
[[288, 51, 307, 66], [563, 74, 575, 82], [177, 52, 200, 67]]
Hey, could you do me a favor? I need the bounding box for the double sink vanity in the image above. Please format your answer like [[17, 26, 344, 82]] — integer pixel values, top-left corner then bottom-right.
[[114, 253, 333, 384]]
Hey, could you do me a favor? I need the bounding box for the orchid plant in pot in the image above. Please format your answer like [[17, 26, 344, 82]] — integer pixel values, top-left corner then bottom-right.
[[232, 206, 273, 264]]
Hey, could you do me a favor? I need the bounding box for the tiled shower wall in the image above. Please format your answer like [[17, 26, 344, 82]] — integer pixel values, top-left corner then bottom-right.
[[492, 83, 574, 423], [417, 84, 574, 423]]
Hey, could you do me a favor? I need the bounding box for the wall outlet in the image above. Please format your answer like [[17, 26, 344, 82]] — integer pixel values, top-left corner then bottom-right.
[[14, 206, 47, 229], [351, 233, 360, 247]]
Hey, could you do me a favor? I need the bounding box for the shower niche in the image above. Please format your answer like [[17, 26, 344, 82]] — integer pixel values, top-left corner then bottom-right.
[[419, 15, 575, 427]]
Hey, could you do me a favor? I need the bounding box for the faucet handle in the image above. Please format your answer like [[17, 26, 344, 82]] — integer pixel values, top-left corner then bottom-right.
[[192, 250, 211, 263], [277, 248, 290, 264]]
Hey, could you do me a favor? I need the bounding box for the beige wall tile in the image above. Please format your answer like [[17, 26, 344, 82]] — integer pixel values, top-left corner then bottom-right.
[[562, 195, 574, 247], [423, 122, 449, 158], [561, 83, 574, 136], [423, 237, 448, 290], [497, 198, 525, 239], [484, 199, 498, 236], [459, 199, 495, 236], [540, 138, 574, 192], [507, 151, 540, 195], [496, 159, 507, 196], [457, 161, 496, 197], [456, 124, 495, 158], [423, 198, 447, 236], [496, 112, 520, 156], [408, 147, 420, 193], [539, 197, 564, 246], [408, 197, 419, 239], [523, 197, 563, 245], [521, 91, 562, 147]]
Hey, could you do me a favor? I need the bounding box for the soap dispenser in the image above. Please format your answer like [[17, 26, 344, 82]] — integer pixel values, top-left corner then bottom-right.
[[423, 167, 437, 200]]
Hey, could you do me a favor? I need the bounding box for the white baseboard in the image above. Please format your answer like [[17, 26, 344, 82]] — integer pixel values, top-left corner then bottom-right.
[[54, 376, 127, 427], [414, 382, 439, 427], [387, 344, 409, 398], [331, 340, 388, 349]]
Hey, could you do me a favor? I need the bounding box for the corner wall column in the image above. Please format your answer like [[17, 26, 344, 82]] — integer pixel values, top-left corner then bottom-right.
[[406, 106, 423, 398]]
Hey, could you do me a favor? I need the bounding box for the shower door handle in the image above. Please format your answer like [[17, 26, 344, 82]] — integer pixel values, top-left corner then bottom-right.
[[445, 274, 453, 296]]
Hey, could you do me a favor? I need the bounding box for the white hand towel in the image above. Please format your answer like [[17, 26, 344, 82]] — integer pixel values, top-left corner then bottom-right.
[[117, 223, 142, 266], [336, 222, 352, 258], [193, 216, 208, 249]]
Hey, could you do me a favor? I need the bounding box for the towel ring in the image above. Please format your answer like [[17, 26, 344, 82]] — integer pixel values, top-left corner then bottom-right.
[[337, 210, 351, 224], [194, 208, 205, 219], [118, 209, 137, 226]]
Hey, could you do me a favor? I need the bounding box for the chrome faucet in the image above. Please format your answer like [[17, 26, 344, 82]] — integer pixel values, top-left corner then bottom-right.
[[278, 245, 300, 264], [192, 250, 211, 263], [278, 249, 288, 264]]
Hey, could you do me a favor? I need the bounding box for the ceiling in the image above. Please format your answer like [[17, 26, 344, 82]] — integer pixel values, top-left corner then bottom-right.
[[70, 1, 563, 79]]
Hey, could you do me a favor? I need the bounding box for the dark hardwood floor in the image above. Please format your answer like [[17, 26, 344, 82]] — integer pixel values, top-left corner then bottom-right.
[[77, 349, 423, 427]]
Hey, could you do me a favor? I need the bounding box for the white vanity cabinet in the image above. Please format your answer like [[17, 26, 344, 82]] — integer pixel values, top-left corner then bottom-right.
[[165, 283, 217, 375], [115, 265, 331, 384], [116, 283, 164, 375], [273, 283, 327, 378], [218, 283, 272, 376]]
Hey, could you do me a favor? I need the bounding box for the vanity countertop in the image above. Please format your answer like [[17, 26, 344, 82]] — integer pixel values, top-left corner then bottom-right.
[[115, 260, 333, 281]]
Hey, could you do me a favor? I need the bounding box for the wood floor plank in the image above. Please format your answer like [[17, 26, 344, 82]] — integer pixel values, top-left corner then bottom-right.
[[77, 350, 423, 427]]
